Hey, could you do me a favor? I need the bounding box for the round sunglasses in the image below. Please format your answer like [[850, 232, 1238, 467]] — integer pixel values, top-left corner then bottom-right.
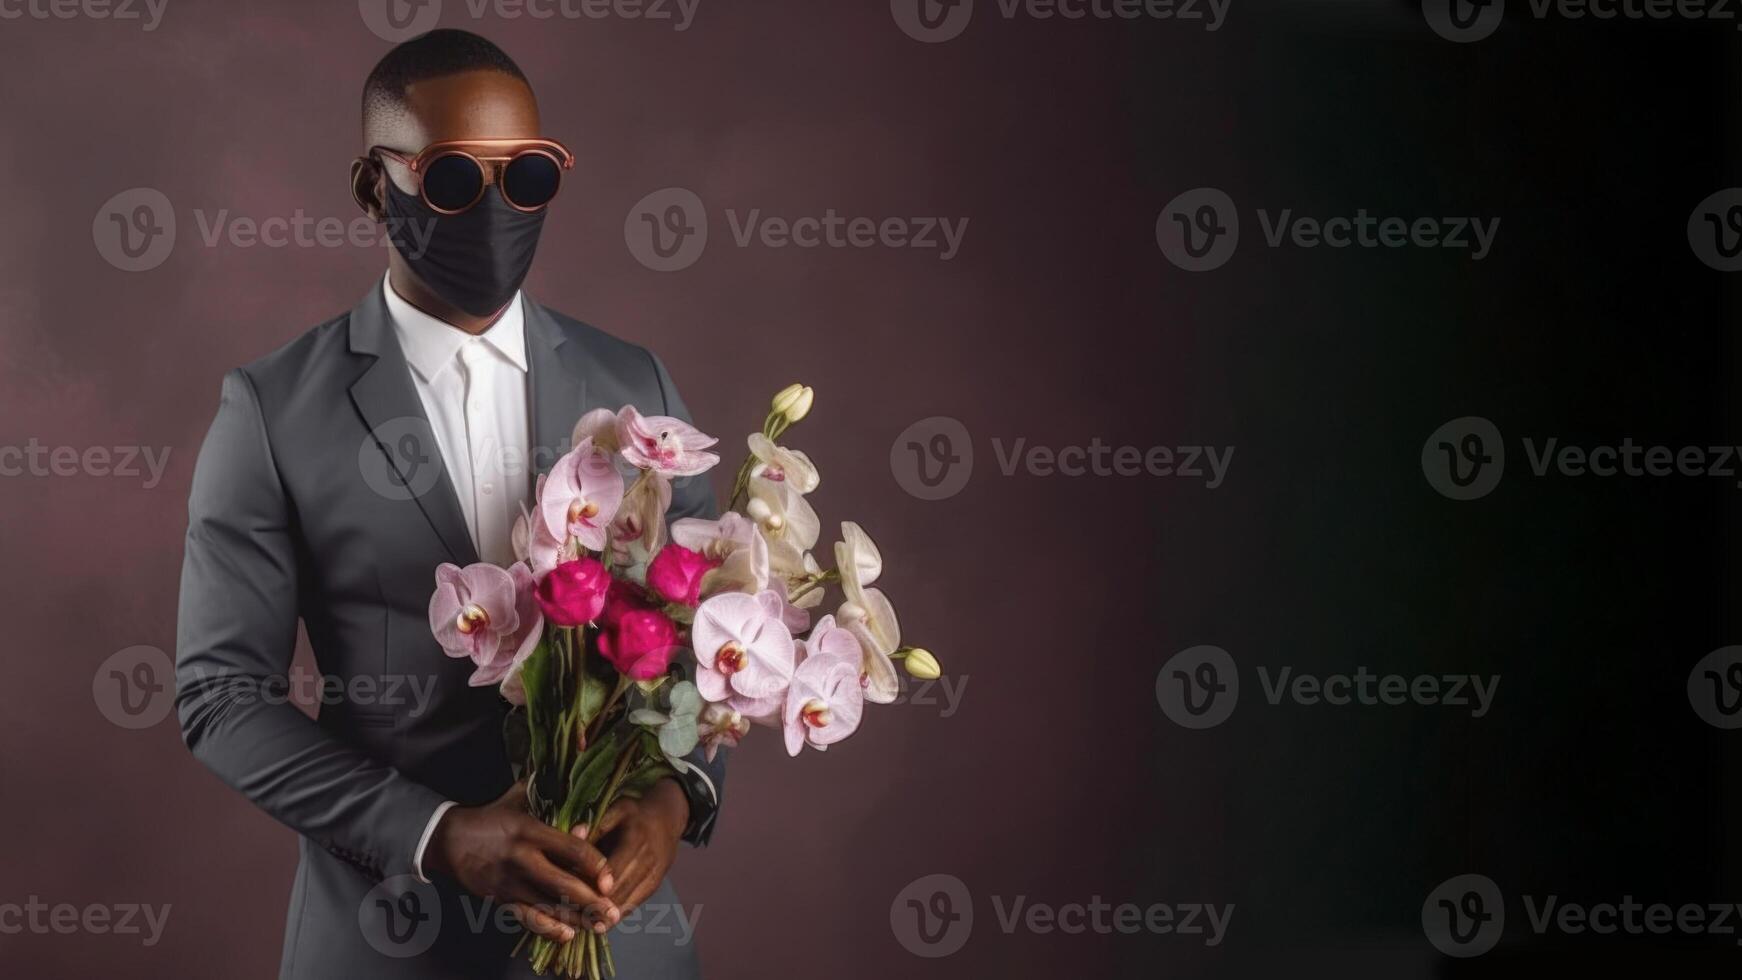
[[370, 138, 576, 215]]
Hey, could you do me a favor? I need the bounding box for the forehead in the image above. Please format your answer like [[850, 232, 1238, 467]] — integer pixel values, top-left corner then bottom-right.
[[373, 69, 541, 150]]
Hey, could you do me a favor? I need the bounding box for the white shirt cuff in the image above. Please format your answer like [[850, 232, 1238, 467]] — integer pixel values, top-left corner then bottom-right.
[[413, 801, 459, 884]]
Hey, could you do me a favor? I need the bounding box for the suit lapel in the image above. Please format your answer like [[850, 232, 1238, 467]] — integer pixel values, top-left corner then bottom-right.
[[525, 296, 589, 479], [347, 283, 480, 567]]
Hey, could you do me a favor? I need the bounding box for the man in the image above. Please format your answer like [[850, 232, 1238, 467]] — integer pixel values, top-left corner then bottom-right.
[[175, 30, 721, 979]]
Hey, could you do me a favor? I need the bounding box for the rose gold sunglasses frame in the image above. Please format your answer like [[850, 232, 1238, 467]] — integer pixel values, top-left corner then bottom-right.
[[369, 138, 575, 215]]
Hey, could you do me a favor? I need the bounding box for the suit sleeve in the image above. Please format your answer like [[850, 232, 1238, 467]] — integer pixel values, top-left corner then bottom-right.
[[176, 369, 448, 881], [650, 351, 728, 846]]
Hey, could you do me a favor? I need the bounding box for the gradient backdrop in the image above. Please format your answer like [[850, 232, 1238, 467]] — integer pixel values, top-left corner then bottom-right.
[[1, 0, 1740, 976]]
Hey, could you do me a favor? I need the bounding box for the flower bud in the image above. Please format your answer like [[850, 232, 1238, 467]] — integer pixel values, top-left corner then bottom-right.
[[771, 383, 806, 416], [784, 386, 815, 423], [900, 647, 941, 680]]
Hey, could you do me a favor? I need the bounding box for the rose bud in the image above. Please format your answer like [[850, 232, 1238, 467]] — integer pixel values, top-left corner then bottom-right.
[[600, 577, 657, 631], [534, 557, 611, 627], [598, 609, 681, 680], [647, 544, 721, 607]]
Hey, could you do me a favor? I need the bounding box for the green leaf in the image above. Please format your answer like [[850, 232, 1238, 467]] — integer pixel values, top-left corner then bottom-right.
[[555, 735, 622, 831], [628, 709, 668, 727], [576, 671, 609, 728]]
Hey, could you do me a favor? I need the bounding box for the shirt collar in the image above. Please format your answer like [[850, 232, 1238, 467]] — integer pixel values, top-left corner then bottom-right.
[[382, 274, 529, 381]]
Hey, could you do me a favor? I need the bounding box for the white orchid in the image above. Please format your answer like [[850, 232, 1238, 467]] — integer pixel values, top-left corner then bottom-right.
[[746, 432, 820, 494], [672, 512, 770, 596], [833, 521, 900, 704], [746, 476, 820, 553]]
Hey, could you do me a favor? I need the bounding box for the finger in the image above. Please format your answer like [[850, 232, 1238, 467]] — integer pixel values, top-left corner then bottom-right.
[[507, 902, 575, 943], [591, 800, 635, 841], [536, 824, 614, 895], [526, 856, 618, 931]]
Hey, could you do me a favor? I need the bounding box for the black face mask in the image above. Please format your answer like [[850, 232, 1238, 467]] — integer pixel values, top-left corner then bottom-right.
[[383, 181, 546, 317]]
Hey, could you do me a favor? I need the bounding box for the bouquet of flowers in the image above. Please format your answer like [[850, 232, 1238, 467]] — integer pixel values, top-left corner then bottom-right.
[[427, 384, 941, 977]]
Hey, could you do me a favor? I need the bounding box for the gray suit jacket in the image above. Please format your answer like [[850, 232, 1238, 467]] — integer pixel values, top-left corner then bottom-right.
[[175, 284, 723, 979]]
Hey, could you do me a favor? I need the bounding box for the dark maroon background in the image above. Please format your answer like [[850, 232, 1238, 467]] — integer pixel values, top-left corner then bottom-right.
[[5, 1, 1742, 977]]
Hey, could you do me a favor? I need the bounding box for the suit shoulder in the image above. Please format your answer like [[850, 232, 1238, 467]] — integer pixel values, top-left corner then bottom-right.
[[231, 312, 354, 408]]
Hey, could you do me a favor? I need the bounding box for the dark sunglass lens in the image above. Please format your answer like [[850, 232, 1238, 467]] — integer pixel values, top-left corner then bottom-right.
[[502, 153, 562, 209], [422, 153, 485, 212]]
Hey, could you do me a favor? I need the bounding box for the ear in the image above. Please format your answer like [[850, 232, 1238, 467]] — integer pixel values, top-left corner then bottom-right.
[[350, 156, 386, 221]]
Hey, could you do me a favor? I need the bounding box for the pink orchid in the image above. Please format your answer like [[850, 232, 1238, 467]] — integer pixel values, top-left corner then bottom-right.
[[539, 439, 624, 552], [429, 562, 543, 688], [609, 471, 673, 562], [783, 616, 865, 756], [692, 590, 796, 723], [570, 407, 621, 453], [671, 512, 770, 596], [617, 406, 720, 477], [697, 703, 750, 762], [514, 495, 567, 577]]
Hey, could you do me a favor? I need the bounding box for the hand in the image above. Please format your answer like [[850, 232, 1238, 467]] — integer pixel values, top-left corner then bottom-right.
[[581, 778, 690, 917], [425, 781, 619, 943]]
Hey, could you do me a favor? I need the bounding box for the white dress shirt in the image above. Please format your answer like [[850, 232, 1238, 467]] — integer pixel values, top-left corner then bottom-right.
[[382, 275, 532, 879]]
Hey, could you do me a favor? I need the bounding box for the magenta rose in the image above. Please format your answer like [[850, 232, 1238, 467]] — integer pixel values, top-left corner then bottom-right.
[[646, 544, 721, 607], [598, 609, 681, 680], [600, 578, 656, 630], [535, 557, 610, 626]]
